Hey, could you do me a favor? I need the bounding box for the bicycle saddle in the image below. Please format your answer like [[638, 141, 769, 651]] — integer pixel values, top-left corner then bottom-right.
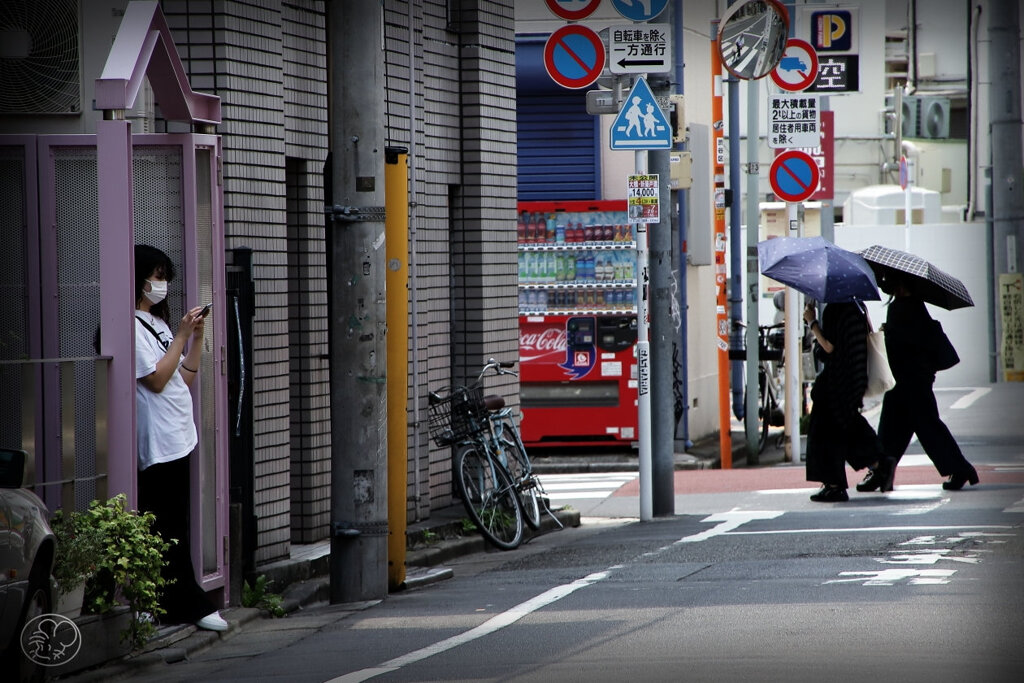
[[483, 394, 505, 411]]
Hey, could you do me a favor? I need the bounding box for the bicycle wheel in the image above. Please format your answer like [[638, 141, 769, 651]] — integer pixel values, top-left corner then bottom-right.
[[757, 369, 773, 453], [495, 421, 542, 530], [455, 443, 523, 550]]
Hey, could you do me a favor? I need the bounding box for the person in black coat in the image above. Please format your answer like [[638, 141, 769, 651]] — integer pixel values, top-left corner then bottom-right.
[[803, 300, 892, 502], [857, 272, 979, 492]]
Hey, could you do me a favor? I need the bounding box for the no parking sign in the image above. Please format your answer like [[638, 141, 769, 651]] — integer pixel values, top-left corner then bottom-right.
[[769, 150, 819, 203], [544, 24, 606, 90]]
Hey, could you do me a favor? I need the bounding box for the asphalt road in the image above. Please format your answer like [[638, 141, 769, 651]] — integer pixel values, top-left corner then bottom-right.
[[108, 383, 1024, 682]]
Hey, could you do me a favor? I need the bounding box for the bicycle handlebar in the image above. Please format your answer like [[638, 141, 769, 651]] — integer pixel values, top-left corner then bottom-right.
[[477, 357, 518, 382]]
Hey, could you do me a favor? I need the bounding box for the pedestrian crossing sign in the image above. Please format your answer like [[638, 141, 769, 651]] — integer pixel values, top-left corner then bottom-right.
[[610, 77, 672, 150]]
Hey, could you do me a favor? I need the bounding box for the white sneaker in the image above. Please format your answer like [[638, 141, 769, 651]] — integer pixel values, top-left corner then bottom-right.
[[196, 611, 229, 632]]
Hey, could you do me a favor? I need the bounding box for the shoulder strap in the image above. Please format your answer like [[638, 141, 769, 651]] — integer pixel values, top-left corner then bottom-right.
[[135, 315, 169, 350]]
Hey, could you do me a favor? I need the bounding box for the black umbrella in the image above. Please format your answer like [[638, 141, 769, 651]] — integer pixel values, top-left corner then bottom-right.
[[859, 245, 974, 310]]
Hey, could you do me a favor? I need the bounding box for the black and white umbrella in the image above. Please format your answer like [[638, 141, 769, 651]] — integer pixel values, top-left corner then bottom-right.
[[859, 245, 974, 310]]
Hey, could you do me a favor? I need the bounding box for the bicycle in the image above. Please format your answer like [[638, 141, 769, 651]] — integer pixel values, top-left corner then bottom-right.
[[427, 358, 559, 550], [731, 322, 786, 453]]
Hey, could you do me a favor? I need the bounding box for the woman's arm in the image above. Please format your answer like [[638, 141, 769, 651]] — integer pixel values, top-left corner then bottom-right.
[[138, 308, 204, 391], [803, 303, 833, 354]]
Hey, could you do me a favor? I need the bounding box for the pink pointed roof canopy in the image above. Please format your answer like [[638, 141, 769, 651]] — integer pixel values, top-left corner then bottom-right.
[[94, 0, 220, 124]]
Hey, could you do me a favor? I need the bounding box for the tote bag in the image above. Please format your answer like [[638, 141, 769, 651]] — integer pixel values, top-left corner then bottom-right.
[[864, 330, 896, 399]]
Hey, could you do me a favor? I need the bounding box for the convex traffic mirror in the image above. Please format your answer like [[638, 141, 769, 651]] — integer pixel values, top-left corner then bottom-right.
[[717, 0, 789, 80]]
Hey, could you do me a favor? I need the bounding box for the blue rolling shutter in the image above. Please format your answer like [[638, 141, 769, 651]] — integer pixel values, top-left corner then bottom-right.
[[516, 39, 599, 202]]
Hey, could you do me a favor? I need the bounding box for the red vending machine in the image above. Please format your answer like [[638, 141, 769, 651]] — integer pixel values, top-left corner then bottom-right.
[[517, 200, 639, 448]]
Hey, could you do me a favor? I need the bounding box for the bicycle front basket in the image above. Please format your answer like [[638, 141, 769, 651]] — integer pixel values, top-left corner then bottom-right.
[[427, 384, 486, 447]]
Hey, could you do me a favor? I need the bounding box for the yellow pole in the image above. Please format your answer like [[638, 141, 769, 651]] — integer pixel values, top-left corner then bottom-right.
[[385, 147, 409, 589]]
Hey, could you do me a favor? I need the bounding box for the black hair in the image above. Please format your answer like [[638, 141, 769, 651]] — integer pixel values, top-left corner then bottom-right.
[[135, 244, 176, 323]]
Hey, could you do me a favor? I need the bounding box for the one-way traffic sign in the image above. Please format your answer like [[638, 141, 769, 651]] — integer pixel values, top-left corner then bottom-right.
[[610, 77, 672, 150], [609, 24, 671, 75]]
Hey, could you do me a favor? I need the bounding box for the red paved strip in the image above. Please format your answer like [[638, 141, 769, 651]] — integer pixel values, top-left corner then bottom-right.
[[611, 465, 1023, 496]]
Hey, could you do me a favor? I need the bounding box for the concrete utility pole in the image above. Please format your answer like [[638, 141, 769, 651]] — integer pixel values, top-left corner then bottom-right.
[[988, 0, 1024, 373], [648, 2, 676, 517], [326, 0, 389, 603]]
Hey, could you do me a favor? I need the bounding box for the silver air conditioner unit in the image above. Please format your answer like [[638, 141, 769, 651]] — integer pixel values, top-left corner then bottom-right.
[[901, 96, 920, 138], [918, 96, 951, 139], [0, 0, 81, 114]]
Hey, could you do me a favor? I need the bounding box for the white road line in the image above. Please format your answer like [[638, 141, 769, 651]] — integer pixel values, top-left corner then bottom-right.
[[948, 386, 991, 409], [541, 473, 637, 501], [675, 510, 784, 544], [325, 505, 774, 682], [1006, 495, 1024, 513], [725, 524, 1013, 536], [324, 570, 614, 682]]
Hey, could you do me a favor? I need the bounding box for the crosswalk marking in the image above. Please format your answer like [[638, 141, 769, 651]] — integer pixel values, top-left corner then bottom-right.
[[540, 472, 638, 501]]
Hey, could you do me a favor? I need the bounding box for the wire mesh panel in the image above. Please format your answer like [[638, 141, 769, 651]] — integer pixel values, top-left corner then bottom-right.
[[53, 147, 100, 509], [134, 146, 185, 320], [0, 146, 29, 450]]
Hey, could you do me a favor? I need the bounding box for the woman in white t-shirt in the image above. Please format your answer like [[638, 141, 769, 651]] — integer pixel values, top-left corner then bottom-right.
[[134, 244, 226, 632]]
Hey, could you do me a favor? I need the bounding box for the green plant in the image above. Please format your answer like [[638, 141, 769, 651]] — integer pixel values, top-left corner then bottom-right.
[[56, 495, 171, 648], [459, 517, 477, 534], [50, 509, 104, 596], [242, 575, 285, 617]]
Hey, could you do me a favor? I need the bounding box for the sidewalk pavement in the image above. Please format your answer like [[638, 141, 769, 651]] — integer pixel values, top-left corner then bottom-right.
[[59, 424, 790, 682]]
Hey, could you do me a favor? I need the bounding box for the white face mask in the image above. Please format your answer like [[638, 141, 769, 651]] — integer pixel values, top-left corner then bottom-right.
[[144, 279, 168, 305]]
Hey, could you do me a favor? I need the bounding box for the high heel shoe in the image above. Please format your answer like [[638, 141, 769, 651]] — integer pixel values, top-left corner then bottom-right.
[[942, 465, 979, 491], [856, 459, 895, 493], [810, 485, 849, 502]]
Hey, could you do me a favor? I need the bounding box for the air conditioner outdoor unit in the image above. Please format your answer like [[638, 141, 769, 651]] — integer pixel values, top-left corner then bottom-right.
[[0, 0, 82, 114], [918, 96, 951, 139], [901, 96, 920, 138]]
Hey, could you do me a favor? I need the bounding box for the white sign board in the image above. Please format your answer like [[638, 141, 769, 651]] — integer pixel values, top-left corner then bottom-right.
[[768, 94, 820, 148], [609, 24, 671, 74], [628, 174, 660, 224]]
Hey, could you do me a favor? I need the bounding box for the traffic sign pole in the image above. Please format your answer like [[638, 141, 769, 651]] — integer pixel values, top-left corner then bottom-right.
[[634, 152, 653, 522], [784, 201, 802, 465], [711, 21, 732, 470]]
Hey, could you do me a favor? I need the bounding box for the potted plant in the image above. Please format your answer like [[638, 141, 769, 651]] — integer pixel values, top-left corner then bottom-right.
[[51, 494, 171, 648], [50, 508, 103, 618]]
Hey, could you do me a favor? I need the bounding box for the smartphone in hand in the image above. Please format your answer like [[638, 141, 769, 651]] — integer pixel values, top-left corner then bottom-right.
[[200, 302, 213, 317]]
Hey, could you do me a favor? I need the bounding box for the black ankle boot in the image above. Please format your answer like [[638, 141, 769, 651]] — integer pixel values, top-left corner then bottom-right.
[[856, 458, 895, 493], [942, 465, 979, 491]]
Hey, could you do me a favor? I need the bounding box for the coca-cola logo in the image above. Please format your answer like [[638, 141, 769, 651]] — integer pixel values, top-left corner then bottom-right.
[[520, 328, 566, 352]]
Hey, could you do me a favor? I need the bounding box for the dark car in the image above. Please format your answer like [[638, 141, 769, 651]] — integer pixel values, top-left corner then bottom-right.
[[0, 448, 56, 678]]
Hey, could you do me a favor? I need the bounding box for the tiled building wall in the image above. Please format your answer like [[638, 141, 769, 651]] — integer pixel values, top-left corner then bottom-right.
[[167, 0, 329, 563], [167, 0, 517, 559], [381, 0, 519, 519], [282, 2, 331, 544]]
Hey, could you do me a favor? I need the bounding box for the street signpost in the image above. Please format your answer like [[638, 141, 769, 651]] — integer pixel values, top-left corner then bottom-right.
[[773, 109, 833, 200], [768, 93, 820, 148], [770, 150, 820, 203], [544, 24, 606, 90], [544, 0, 602, 21], [585, 89, 622, 115], [609, 24, 671, 75], [770, 38, 818, 92], [610, 0, 668, 21], [610, 77, 672, 150]]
